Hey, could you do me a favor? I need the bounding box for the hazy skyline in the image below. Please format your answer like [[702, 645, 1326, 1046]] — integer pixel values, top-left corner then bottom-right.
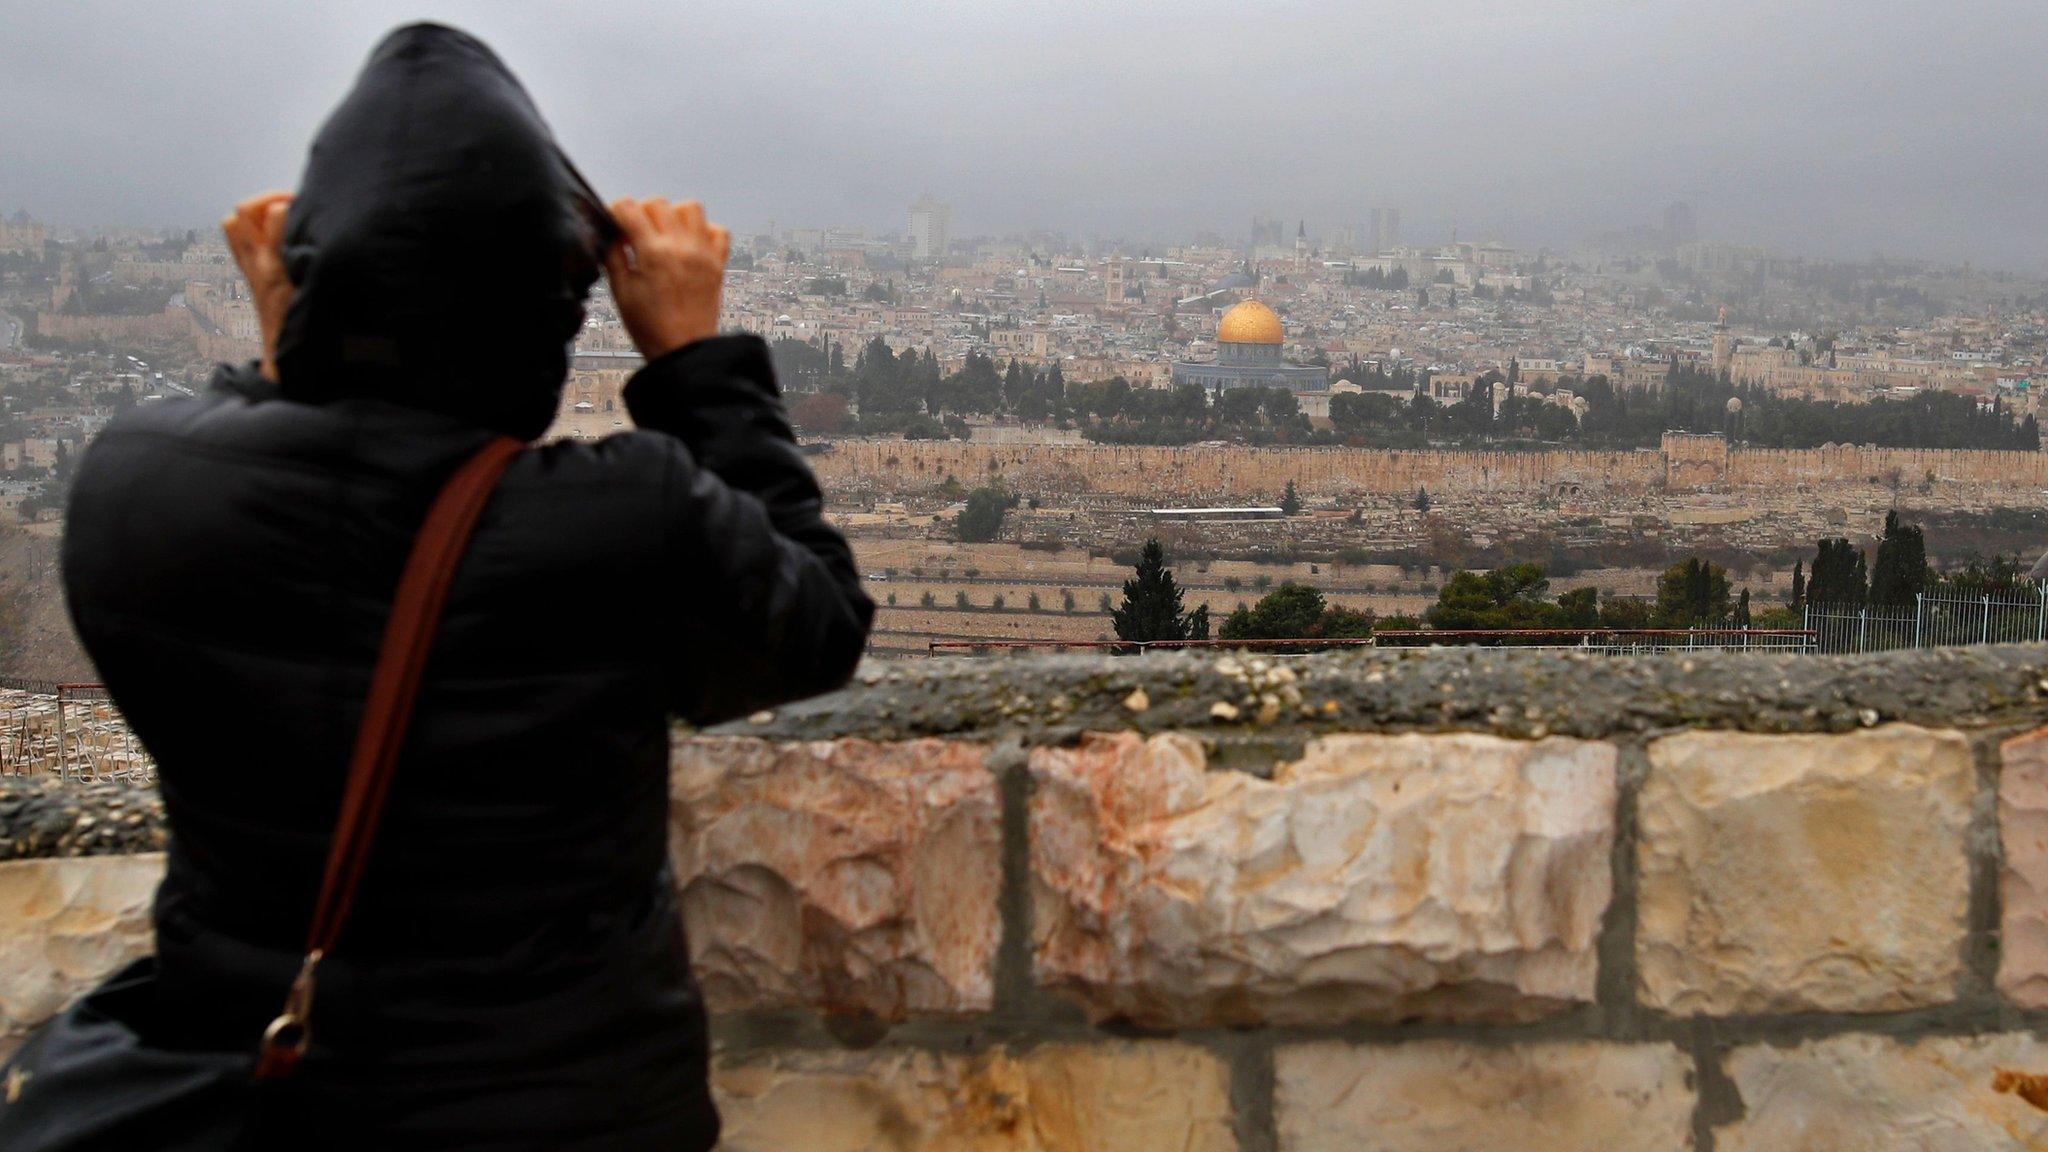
[[3, 0, 2044, 272]]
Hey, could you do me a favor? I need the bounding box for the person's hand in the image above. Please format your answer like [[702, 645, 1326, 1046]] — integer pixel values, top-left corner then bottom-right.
[[220, 191, 294, 382], [604, 198, 730, 361]]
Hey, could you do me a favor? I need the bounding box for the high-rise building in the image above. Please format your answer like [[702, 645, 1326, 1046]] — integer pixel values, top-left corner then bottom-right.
[[1369, 206, 1402, 253], [1664, 201, 1698, 246], [907, 194, 950, 262]]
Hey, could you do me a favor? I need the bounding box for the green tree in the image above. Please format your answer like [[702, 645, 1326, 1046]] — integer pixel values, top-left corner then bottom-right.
[[1111, 538, 1211, 643], [1653, 558, 1733, 627], [937, 351, 1004, 415], [1868, 510, 1928, 607], [1808, 538, 1868, 606], [954, 485, 1017, 543], [1788, 559, 1806, 611], [1279, 479, 1302, 516], [1557, 586, 1600, 628], [1598, 597, 1655, 629], [1935, 551, 2030, 592], [1219, 583, 1327, 640], [1424, 564, 1558, 629], [1219, 583, 1375, 641], [1317, 604, 1378, 638]]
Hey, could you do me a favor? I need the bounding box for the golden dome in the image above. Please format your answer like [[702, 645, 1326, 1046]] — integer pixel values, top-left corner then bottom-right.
[[1217, 299, 1284, 345]]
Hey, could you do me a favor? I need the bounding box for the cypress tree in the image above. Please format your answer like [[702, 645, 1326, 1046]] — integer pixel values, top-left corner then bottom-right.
[[1869, 510, 1928, 607], [1809, 538, 1869, 606], [1112, 539, 1207, 643]]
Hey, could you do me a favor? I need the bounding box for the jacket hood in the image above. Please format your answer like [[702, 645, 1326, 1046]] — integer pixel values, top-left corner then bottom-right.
[[275, 24, 614, 440]]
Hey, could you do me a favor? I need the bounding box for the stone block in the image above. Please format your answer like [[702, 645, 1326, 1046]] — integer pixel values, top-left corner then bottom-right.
[[1029, 730, 1616, 1027], [0, 855, 162, 1052], [1275, 1040, 1695, 1151], [1999, 726, 2048, 1007], [1637, 726, 1974, 1014], [670, 737, 1001, 1019], [713, 1042, 1236, 1152], [1720, 1033, 2048, 1151]]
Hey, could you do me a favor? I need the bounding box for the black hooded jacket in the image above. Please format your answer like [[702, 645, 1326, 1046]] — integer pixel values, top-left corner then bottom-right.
[[59, 24, 871, 1151]]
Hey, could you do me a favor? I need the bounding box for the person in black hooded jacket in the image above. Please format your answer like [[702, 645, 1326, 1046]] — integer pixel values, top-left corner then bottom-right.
[[53, 23, 871, 1151]]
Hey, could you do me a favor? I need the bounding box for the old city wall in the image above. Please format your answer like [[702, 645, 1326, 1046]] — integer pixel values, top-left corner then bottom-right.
[[1728, 444, 2048, 489], [814, 440, 1666, 500], [29, 308, 191, 346], [812, 436, 2048, 501], [12, 646, 2048, 1150]]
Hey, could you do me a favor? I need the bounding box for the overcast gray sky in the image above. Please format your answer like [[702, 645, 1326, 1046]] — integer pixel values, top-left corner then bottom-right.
[[2, 0, 2043, 271]]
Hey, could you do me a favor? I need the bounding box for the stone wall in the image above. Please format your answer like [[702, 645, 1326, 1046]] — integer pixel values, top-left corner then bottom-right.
[[28, 307, 193, 347], [810, 435, 2048, 501], [10, 645, 2048, 1148]]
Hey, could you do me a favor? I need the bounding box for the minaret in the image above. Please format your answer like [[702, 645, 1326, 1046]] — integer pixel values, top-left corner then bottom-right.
[[1712, 306, 1733, 377], [1294, 221, 1309, 271]]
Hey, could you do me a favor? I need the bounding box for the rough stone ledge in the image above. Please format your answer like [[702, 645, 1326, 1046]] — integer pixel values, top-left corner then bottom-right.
[[720, 644, 2048, 744], [0, 776, 165, 859], [1998, 725, 2048, 1008], [1637, 725, 1977, 1016], [711, 1040, 1237, 1152], [670, 736, 1002, 1020], [0, 854, 161, 1053], [1719, 1033, 2048, 1150], [1028, 730, 1616, 1028], [1276, 1039, 1696, 1152]]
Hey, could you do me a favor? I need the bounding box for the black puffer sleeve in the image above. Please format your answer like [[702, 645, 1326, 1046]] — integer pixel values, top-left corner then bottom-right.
[[623, 334, 874, 723]]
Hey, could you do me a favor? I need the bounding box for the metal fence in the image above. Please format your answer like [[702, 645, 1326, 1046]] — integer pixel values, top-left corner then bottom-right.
[[1804, 587, 2048, 655], [0, 685, 155, 781]]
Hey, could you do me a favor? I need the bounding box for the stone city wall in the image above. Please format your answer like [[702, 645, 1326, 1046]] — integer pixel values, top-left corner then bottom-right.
[[810, 435, 2048, 502], [10, 645, 2048, 1148], [29, 308, 192, 347]]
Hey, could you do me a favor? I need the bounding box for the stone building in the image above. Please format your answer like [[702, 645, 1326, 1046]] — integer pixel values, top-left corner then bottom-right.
[[0, 210, 45, 258]]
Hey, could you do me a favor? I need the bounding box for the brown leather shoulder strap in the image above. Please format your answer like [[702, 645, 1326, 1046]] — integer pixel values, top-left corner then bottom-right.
[[255, 435, 522, 1079]]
